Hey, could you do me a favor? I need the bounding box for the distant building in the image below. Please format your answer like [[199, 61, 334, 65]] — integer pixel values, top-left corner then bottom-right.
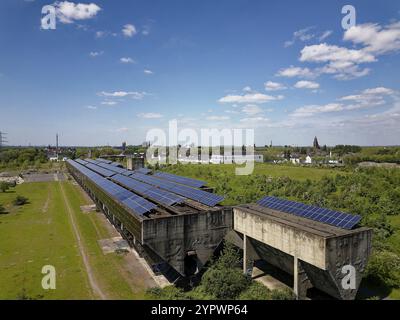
[[49, 156, 58, 162], [305, 155, 312, 164], [313, 136, 320, 149], [210, 154, 264, 164], [290, 157, 300, 165]]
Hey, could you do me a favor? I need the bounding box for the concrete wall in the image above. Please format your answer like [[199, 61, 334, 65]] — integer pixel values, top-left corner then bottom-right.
[[142, 208, 233, 275], [233, 208, 326, 269]]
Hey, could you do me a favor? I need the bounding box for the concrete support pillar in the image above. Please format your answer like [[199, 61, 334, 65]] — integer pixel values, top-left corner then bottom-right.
[[293, 256, 313, 300], [243, 234, 253, 276], [126, 157, 133, 170], [293, 256, 299, 299]]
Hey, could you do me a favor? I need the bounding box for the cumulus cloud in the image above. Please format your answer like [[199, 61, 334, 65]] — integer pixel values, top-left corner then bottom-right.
[[240, 117, 270, 123], [218, 92, 284, 104], [144, 69, 153, 75], [276, 66, 315, 78], [344, 22, 400, 55], [291, 87, 396, 117], [120, 57, 135, 64], [85, 105, 97, 110], [294, 80, 320, 89], [264, 81, 287, 91], [122, 24, 137, 37], [54, 1, 101, 24], [138, 112, 163, 119]]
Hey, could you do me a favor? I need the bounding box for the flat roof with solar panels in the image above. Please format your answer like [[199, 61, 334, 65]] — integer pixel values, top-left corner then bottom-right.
[[67, 159, 224, 218], [66, 158, 231, 278]]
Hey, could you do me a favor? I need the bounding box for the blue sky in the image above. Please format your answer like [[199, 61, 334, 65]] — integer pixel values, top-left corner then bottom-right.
[[1, 0, 400, 146]]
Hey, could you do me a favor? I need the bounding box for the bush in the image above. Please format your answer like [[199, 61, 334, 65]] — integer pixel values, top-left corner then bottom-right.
[[269, 288, 295, 300], [13, 195, 29, 206], [238, 282, 271, 300], [365, 250, 400, 288], [0, 182, 10, 193], [146, 286, 187, 300], [202, 267, 250, 299]]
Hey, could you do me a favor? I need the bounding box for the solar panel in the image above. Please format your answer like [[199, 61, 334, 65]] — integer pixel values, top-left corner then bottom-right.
[[257, 196, 361, 230], [154, 172, 205, 188], [111, 174, 185, 206], [130, 173, 223, 207], [75, 159, 88, 165], [96, 158, 112, 164], [136, 168, 151, 175], [67, 160, 156, 216], [85, 163, 116, 177], [111, 161, 123, 168], [95, 162, 128, 175]]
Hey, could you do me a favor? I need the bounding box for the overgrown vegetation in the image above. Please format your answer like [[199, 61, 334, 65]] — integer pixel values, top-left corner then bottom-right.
[[146, 242, 295, 300]]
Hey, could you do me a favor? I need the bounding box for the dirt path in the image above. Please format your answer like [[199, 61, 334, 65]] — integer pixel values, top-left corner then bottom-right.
[[59, 181, 107, 300]]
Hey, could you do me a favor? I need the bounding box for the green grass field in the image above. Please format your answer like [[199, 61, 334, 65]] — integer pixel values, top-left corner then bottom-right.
[[0, 179, 150, 300]]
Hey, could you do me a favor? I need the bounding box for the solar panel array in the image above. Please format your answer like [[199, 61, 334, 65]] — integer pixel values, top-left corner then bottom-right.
[[154, 172, 205, 188], [96, 158, 112, 164], [111, 174, 185, 206], [136, 168, 151, 175], [85, 163, 115, 177], [67, 160, 156, 215], [130, 173, 223, 207], [75, 159, 88, 165], [96, 162, 129, 175], [111, 161, 123, 167], [257, 196, 361, 230]]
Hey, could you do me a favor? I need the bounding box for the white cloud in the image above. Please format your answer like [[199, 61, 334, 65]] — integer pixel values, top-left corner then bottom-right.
[[54, 1, 101, 24], [218, 92, 284, 104], [284, 26, 315, 47], [276, 66, 315, 78], [242, 104, 263, 115], [101, 101, 117, 106], [291, 103, 344, 117], [340, 87, 395, 110], [116, 127, 129, 132], [294, 80, 320, 89], [99, 91, 146, 99], [89, 51, 103, 57], [319, 30, 333, 41], [120, 57, 135, 64], [138, 112, 163, 119], [264, 81, 287, 91], [122, 24, 137, 37], [344, 22, 400, 55], [206, 116, 230, 121], [242, 86, 253, 92], [240, 117, 270, 123], [300, 43, 376, 64], [85, 105, 97, 110], [144, 69, 153, 75]]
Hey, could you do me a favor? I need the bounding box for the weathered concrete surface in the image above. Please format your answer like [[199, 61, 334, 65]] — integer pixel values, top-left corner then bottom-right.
[[142, 208, 233, 275], [233, 207, 327, 269], [233, 205, 372, 300]]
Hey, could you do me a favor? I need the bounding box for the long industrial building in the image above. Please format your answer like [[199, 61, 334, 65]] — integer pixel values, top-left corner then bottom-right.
[[66, 158, 372, 299], [66, 159, 232, 278]]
